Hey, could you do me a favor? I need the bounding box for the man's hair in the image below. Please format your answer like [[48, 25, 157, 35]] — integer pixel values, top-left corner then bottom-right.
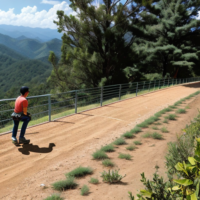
[[20, 86, 29, 95]]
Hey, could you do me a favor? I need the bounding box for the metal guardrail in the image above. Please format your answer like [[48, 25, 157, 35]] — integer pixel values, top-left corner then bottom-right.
[[0, 77, 200, 134]]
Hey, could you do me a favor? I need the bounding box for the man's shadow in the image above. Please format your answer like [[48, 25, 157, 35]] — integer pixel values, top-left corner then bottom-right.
[[18, 143, 55, 155]]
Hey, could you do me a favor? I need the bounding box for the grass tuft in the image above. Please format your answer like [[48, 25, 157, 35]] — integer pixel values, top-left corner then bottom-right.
[[176, 109, 186, 114], [52, 177, 78, 191], [161, 127, 169, 133], [118, 153, 132, 160], [130, 127, 142, 134], [92, 150, 108, 160], [163, 119, 168, 123], [126, 145, 136, 151], [89, 177, 99, 184], [100, 144, 115, 152], [165, 114, 177, 120], [102, 159, 115, 167], [113, 138, 126, 145], [152, 126, 159, 130], [123, 131, 134, 139], [154, 122, 162, 125], [152, 132, 164, 140], [80, 185, 89, 196], [142, 132, 152, 138], [43, 194, 64, 200], [134, 141, 142, 145], [185, 106, 190, 109], [66, 167, 93, 178], [136, 121, 149, 128]]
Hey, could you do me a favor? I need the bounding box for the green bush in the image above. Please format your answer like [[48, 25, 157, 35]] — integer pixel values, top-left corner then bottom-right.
[[134, 141, 142, 145], [154, 122, 162, 125], [66, 167, 93, 178], [123, 131, 134, 138], [92, 150, 108, 160], [126, 145, 136, 151], [130, 127, 142, 134], [152, 126, 159, 130], [137, 121, 149, 128], [161, 127, 169, 133], [163, 119, 168, 123], [89, 177, 99, 184], [142, 132, 152, 138], [100, 144, 115, 152], [113, 138, 126, 145], [176, 109, 186, 114], [152, 132, 163, 140], [80, 185, 89, 196], [101, 169, 126, 183], [43, 194, 63, 200], [118, 153, 132, 160], [52, 177, 78, 191], [165, 114, 176, 120], [102, 159, 115, 167]]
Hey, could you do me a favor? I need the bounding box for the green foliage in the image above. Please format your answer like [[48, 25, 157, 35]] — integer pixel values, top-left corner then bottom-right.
[[165, 114, 177, 120], [154, 122, 162, 125], [102, 159, 115, 167], [152, 132, 163, 140], [134, 141, 142, 145], [163, 119, 169, 124], [113, 138, 126, 145], [152, 126, 159, 130], [137, 121, 149, 128], [89, 177, 99, 184], [66, 167, 93, 178], [126, 145, 136, 151], [101, 169, 126, 183], [43, 194, 63, 200], [176, 109, 186, 114], [130, 127, 142, 134], [92, 150, 108, 160], [118, 153, 132, 160], [100, 144, 115, 152], [161, 127, 169, 133], [52, 176, 78, 191], [142, 132, 152, 138], [80, 185, 89, 196], [123, 131, 134, 139]]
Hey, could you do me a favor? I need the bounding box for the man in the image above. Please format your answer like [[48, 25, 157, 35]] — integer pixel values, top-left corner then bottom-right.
[[11, 86, 31, 144]]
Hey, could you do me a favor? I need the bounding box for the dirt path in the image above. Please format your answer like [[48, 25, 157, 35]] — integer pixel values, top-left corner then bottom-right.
[[1, 82, 200, 200]]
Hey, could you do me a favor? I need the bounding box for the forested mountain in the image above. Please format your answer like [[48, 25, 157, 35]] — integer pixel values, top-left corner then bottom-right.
[[0, 44, 52, 98], [0, 33, 62, 60]]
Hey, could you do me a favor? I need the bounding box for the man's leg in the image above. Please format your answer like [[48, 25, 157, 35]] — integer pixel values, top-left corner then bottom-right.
[[19, 116, 31, 143], [12, 120, 19, 143]]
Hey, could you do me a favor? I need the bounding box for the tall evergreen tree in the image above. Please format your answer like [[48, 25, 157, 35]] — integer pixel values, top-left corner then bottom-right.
[[131, 0, 200, 78], [48, 0, 147, 90]]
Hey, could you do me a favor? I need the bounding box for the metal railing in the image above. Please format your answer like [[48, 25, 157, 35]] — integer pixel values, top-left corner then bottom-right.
[[0, 77, 200, 134]]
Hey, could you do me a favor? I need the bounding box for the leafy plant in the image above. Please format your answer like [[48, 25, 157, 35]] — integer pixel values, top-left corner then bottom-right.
[[154, 122, 162, 125], [137, 121, 149, 128], [113, 138, 126, 145], [161, 127, 169, 133], [134, 141, 142, 145], [123, 131, 134, 138], [43, 194, 64, 200], [130, 127, 142, 134], [89, 177, 99, 184], [176, 109, 186, 114], [152, 126, 159, 130], [101, 169, 126, 183], [165, 114, 176, 120], [100, 144, 115, 152], [52, 176, 78, 191], [152, 132, 163, 140], [142, 132, 152, 138], [118, 153, 132, 160], [163, 119, 168, 123], [126, 145, 136, 151], [80, 185, 89, 196], [66, 166, 93, 178], [92, 150, 108, 160], [102, 159, 115, 167]]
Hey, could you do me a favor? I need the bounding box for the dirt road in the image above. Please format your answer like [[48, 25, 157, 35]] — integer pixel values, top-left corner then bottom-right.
[[1, 82, 200, 200]]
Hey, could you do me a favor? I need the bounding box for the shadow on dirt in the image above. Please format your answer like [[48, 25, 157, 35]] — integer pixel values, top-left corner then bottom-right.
[[182, 82, 200, 88], [18, 143, 55, 155]]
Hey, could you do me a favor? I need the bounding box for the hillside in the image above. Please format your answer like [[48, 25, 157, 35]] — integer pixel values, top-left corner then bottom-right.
[[0, 33, 62, 60]]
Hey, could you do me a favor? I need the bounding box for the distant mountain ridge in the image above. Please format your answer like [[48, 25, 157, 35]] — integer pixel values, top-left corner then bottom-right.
[[0, 33, 62, 60]]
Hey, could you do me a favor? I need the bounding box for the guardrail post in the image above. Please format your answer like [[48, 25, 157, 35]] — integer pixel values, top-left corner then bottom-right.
[[75, 90, 78, 113], [100, 86, 103, 106], [48, 95, 51, 122], [119, 84, 122, 100], [136, 82, 138, 96]]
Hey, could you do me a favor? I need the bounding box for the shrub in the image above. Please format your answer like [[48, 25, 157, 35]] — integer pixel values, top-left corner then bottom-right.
[[89, 177, 99, 184], [142, 132, 152, 138], [134, 141, 142, 145], [101, 169, 126, 183], [43, 194, 63, 200], [123, 131, 134, 139], [66, 167, 93, 178], [176, 109, 186, 114], [113, 138, 126, 145], [80, 185, 89, 196], [100, 144, 115, 152], [130, 127, 142, 134], [168, 105, 177, 109], [161, 127, 169, 133], [126, 145, 136, 151], [52, 177, 78, 191], [152, 132, 163, 140], [165, 114, 176, 120], [92, 150, 108, 160], [118, 153, 132, 160], [102, 159, 115, 167], [163, 119, 168, 123], [154, 122, 162, 125], [137, 121, 149, 128], [152, 126, 159, 130], [164, 107, 172, 112]]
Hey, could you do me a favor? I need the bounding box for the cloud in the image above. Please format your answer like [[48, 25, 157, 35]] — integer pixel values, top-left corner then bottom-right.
[[41, 0, 61, 5], [0, 1, 75, 29]]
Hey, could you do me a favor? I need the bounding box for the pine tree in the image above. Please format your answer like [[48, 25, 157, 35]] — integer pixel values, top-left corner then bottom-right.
[[131, 0, 200, 78], [48, 0, 145, 90]]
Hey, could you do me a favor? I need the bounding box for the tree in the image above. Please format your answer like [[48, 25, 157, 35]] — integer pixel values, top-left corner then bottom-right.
[[48, 0, 147, 91], [131, 0, 200, 78]]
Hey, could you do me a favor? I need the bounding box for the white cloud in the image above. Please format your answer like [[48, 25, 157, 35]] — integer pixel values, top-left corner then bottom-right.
[[0, 1, 76, 29], [41, 0, 61, 5]]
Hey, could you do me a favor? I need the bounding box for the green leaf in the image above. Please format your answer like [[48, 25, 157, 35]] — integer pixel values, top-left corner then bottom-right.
[[140, 190, 152, 197], [175, 162, 189, 175], [188, 157, 196, 165], [173, 179, 193, 186], [172, 185, 181, 191], [190, 192, 197, 200], [195, 183, 199, 197]]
